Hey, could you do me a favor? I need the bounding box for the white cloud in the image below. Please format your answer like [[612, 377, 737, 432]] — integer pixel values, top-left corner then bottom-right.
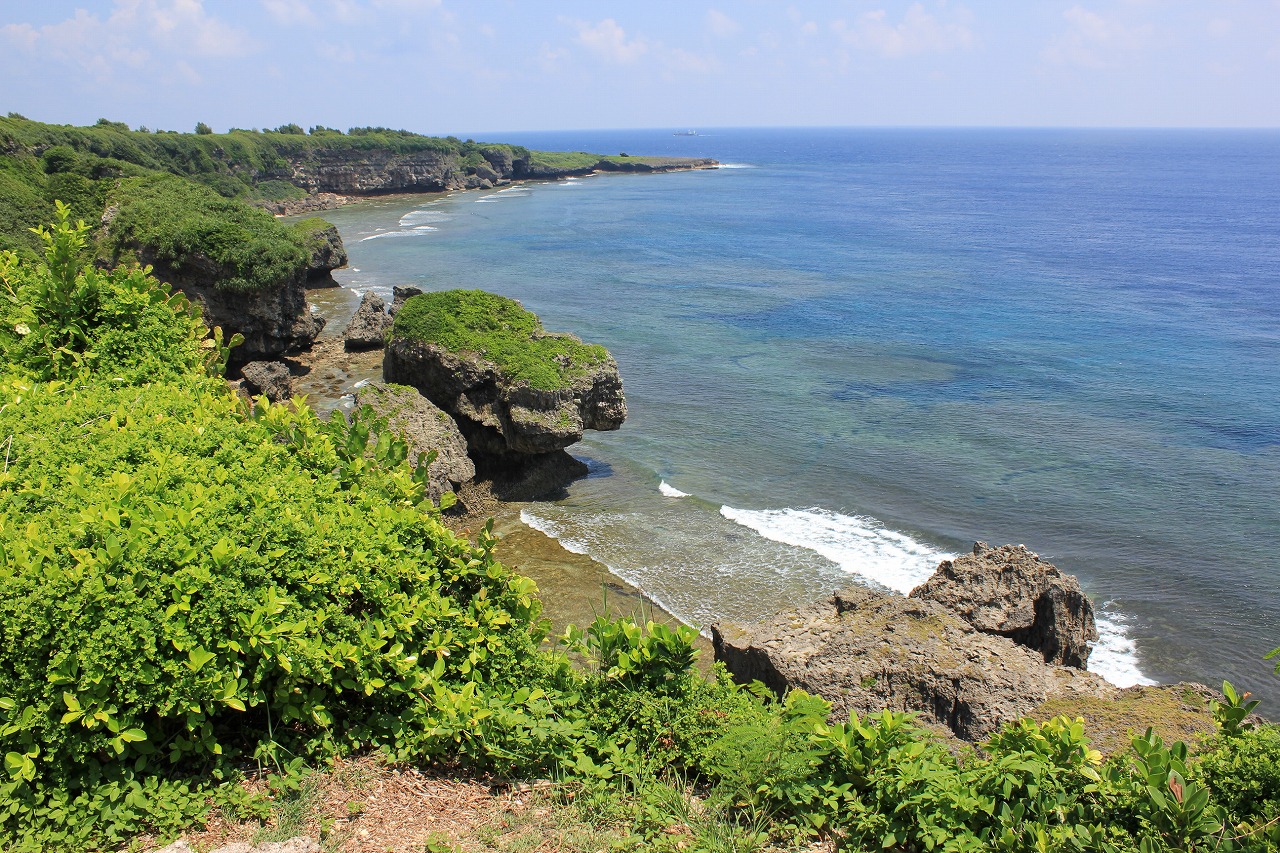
[[832, 2, 974, 58], [1207, 18, 1232, 39], [0, 0, 259, 90], [569, 18, 649, 64], [1042, 5, 1146, 70], [263, 0, 319, 26], [706, 9, 739, 39]]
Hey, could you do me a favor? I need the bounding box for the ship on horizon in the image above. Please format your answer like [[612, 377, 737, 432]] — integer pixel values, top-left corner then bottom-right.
[[673, 129, 699, 136]]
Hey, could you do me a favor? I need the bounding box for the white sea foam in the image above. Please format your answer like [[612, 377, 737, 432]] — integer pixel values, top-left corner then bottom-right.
[[659, 481, 690, 498], [716, 163, 755, 169], [720, 505, 948, 594], [352, 379, 370, 389], [359, 230, 432, 241], [398, 210, 450, 226], [1090, 609, 1157, 687], [412, 225, 438, 231], [519, 510, 591, 556]]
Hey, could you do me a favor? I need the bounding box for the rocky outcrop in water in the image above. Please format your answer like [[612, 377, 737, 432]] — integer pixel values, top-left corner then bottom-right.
[[355, 383, 474, 503], [910, 542, 1098, 668], [301, 221, 348, 283], [344, 292, 393, 350], [382, 292, 625, 498], [384, 336, 625, 462], [712, 582, 1112, 742]]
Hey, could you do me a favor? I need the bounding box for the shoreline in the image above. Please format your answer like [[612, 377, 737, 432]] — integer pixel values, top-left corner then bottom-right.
[[289, 327, 711, 658], [268, 157, 720, 218]]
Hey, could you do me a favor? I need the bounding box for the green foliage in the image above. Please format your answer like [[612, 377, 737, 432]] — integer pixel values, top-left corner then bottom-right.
[[105, 174, 310, 293], [0, 202, 207, 381], [1209, 681, 1260, 738], [195, 122, 212, 135], [392, 290, 611, 390]]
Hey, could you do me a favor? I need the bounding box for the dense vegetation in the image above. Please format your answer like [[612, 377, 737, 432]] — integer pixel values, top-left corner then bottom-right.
[[1, 211, 1279, 851], [393, 290, 612, 390]]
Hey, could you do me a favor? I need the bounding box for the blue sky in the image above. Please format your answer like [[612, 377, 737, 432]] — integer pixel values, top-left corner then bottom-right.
[[2, 1, 1277, 134]]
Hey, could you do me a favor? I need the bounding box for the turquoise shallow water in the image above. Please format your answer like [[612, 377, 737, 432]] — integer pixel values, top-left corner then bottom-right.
[[315, 128, 1280, 700]]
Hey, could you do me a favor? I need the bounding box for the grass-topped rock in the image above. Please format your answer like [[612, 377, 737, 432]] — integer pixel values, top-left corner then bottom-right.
[[384, 290, 625, 466]]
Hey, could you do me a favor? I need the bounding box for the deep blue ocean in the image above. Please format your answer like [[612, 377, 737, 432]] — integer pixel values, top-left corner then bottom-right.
[[315, 128, 1280, 700]]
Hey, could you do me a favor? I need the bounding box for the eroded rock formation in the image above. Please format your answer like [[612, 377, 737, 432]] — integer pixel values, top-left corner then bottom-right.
[[910, 542, 1098, 668], [355, 383, 475, 503], [344, 291, 393, 350], [712, 582, 1111, 742], [384, 336, 625, 462]]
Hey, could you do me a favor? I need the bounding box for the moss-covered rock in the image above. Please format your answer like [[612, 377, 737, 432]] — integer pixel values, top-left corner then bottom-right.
[[384, 290, 625, 472]]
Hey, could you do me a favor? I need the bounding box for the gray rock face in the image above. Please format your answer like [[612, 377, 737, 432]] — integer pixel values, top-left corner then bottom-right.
[[138, 248, 323, 363], [712, 584, 1111, 742], [383, 336, 626, 464], [302, 221, 348, 282], [355, 383, 474, 502], [389, 285, 423, 316], [910, 542, 1098, 669], [240, 360, 293, 403], [344, 291, 393, 350]]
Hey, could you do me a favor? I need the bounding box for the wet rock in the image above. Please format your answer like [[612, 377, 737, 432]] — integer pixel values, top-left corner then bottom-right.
[[344, 291, 393, 351], [910, 542, 1098, 669], [240, 360, 294, 403], [355, 382, 475, 503], [389, 285, 423, 316], [712, 584, 1112, 742]]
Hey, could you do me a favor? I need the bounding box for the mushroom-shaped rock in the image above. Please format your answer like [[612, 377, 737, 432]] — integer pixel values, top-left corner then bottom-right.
[[344, 291, 393, 351], [383, 290, 625, 466], [354, 382, 474, 503], [712, 585, 1112, 742], [296, 219, 348, 283], [909, 542, 1098, 669]]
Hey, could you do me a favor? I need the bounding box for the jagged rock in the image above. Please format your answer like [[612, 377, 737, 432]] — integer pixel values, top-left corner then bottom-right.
[[344, 291, 393, 350], [301, 221, 348, 283], [138, 247, 324, 363], [472, 163, 500, 182], [384, 292, 625, 472], [712, 584, 1112, 742], [355, 382, 475, 502], [910, 542, 1098, 669], [389, 285, 423, 316], [240, 360, 293, 403]]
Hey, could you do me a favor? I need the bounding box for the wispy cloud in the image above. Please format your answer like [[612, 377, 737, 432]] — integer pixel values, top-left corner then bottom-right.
[[568, 17, 649, 64], [706, 9, 739, 39], [2, 1, 257, 82], [832, 2, 974, 58], [1042, 5, 1147, 70]]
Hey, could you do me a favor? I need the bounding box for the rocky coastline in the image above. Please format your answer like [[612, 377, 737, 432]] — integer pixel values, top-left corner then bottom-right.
[[211, 188, 1220, 748]]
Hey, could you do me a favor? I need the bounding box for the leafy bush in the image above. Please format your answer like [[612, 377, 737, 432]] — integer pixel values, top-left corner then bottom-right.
[[392, 290, 611, 390], [104, 174, 310, 293]]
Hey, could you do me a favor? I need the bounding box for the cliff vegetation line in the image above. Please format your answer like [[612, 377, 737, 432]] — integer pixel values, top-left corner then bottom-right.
[[2, 211, 1280, 850]]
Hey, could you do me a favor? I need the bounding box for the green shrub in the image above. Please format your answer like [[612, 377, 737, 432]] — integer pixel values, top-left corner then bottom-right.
[[392, 290, 611, 390], [104, 174, 310, 293]]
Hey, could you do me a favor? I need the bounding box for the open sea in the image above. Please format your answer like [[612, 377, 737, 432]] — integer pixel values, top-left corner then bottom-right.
[[312, 128, 1280, 701]]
